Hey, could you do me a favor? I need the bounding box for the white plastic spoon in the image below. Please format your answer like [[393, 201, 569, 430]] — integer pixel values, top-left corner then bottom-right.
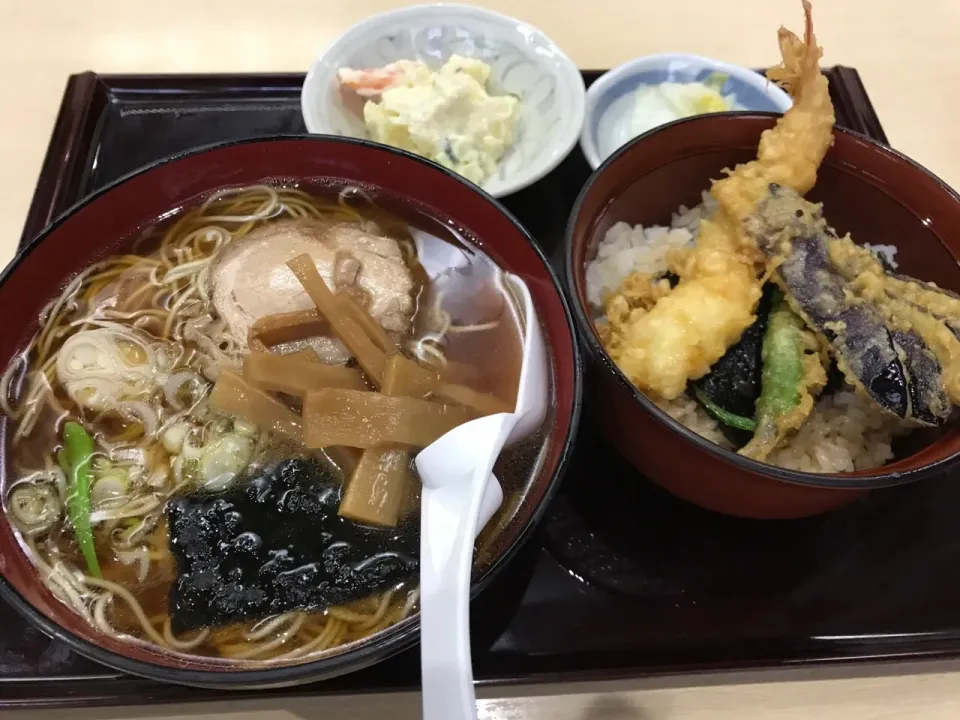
[[416, 273, 547, 720]]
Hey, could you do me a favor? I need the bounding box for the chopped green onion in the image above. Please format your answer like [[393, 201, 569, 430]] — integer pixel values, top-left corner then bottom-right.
[[61, 421, 100, 577]]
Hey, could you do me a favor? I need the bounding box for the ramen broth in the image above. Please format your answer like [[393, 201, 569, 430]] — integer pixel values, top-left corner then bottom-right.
[[0, 183, 547, 663]]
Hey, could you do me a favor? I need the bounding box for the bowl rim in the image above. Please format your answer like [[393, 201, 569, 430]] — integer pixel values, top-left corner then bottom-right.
[[579, 53, 794, 170], [0, 133, 583, 687], [299, 2, 587, 199], [565, 109, 960, 491]]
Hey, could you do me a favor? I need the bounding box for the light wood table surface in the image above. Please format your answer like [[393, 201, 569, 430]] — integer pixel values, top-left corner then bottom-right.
[[3, 0, 960, 717]]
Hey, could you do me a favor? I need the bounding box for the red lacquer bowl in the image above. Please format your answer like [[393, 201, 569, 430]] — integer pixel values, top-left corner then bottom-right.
[[0, 137, 582, 688], [565, 113, 960, 519]]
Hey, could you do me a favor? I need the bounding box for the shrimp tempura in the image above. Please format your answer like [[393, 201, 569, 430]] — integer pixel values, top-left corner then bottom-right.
[[603, 0, 835, 400]]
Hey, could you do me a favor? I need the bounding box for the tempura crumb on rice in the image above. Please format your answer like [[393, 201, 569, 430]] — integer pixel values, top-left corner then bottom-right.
[[584, 223, 693, 308], [584, 192, 718, 309]]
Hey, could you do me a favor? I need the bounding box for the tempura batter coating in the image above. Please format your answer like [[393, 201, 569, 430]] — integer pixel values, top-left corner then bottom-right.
[[602, 0, 836, 399]]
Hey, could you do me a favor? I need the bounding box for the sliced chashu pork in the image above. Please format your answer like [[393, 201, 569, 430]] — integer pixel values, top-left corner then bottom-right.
[[210, 219, 414, 363]]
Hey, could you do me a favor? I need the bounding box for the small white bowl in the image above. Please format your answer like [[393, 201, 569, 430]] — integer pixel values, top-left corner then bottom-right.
[[301, 3, 586, 198], [580, 53, 793, 169]]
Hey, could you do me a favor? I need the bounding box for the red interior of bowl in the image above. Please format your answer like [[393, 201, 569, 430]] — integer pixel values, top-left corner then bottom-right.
[[0, 138, 578, 674], [569, 113, 960, 482]]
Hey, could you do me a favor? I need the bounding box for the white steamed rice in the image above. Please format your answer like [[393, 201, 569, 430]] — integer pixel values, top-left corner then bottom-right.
[[585, 196, 908, 474]]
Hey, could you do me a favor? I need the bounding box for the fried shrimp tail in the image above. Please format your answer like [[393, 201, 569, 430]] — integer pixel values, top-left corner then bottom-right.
[[713, 0, 835, 216], [603, 0, 836, 400]]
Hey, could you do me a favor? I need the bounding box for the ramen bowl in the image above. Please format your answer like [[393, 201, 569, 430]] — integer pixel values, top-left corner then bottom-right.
[[0, 136, 581, 688], [565, 112, 960, 519]]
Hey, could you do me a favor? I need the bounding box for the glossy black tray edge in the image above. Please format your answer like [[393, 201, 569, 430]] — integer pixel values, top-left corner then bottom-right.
[[1, 67, 895, 710]]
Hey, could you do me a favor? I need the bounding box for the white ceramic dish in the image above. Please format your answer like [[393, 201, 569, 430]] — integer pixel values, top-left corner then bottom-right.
[[301, 3, 586, 198], [580, 53, 793, 169]]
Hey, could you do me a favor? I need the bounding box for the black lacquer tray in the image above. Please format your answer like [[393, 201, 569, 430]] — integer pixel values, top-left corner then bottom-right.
[[5, 68, 958, 710]]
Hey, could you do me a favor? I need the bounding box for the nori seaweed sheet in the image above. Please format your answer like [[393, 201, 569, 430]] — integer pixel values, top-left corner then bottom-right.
[[166, 458, 418, 633], [690, 284, 775, 447]]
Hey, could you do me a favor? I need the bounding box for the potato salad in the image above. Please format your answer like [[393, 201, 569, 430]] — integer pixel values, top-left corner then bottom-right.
[[338, 56, 521, 185]]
